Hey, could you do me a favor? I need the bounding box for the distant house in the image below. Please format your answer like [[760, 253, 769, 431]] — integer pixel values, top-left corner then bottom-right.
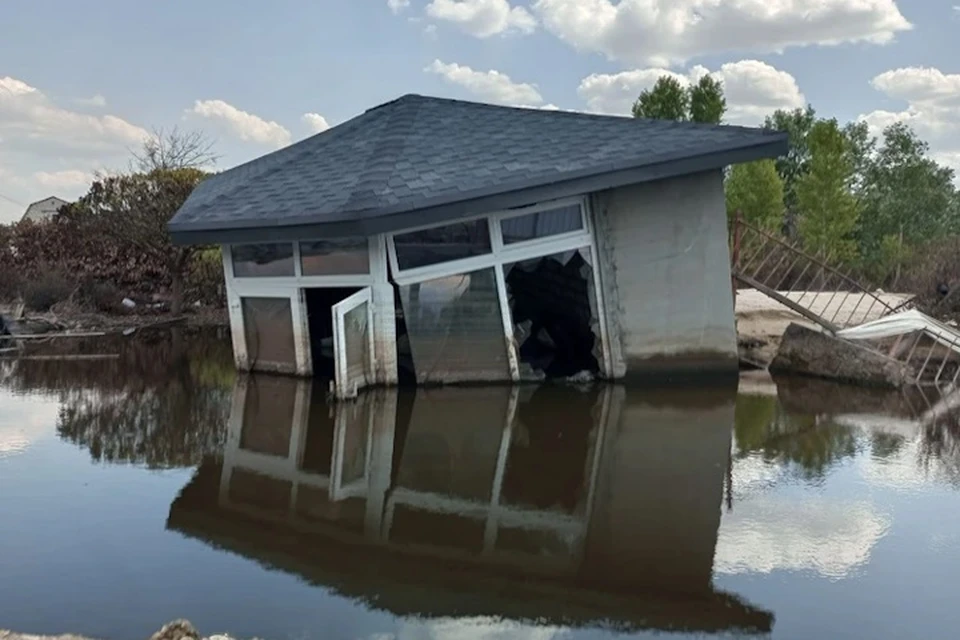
[[168, 94, 788, 396], [21, 196, 68, 223]]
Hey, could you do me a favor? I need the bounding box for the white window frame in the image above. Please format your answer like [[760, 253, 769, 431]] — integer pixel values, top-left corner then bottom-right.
[[385, 196, 613, 379], [228, 236, 379, 289], [224, 236, 392, 380]]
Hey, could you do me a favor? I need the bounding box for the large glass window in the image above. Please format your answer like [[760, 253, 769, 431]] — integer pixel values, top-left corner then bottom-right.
[[393, 219, 491, 271], [242, 297, 296, 371], [398, 268, 511, 383], [500, 204, 583, 245], [233, 243, 295, 277], [300, 238, 370, 276]]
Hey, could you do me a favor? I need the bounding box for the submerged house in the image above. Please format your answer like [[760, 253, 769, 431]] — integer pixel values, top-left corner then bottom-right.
[[169, 94, 787, 396]]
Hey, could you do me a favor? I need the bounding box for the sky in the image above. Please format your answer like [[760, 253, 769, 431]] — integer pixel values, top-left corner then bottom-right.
[[1, 0, 958, 223]]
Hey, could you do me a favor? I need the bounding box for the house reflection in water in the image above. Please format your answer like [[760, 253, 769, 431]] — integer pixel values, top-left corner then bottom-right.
[[167, 377, 773, 634]]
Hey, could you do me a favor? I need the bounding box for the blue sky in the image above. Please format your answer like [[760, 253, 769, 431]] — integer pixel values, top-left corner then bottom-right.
[[1, 0, 958, 222]]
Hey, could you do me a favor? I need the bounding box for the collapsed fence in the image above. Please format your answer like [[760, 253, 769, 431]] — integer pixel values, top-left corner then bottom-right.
[[730, 214, 898, 332], [729, 213, 960, 389]]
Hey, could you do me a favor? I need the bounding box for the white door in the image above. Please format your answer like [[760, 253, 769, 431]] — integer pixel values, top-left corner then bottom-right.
[[331, 288, 376, 400]]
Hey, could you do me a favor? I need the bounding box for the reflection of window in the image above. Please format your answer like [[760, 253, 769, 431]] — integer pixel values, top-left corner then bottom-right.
[[398, 268, 510, 383], [233, 243, 295, 277], [501, 204, 583, 245], [393, 219, 491, 270], [239, 376, 297, 456], [300, 238, 370, 275], [242, 297, 296, 371]]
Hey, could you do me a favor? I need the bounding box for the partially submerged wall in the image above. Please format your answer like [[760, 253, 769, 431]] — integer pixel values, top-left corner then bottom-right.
[[592, 171, 737, 378]]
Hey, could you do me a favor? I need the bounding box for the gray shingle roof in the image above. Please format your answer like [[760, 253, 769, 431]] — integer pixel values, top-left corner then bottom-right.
[[169, 94, 788, 244]]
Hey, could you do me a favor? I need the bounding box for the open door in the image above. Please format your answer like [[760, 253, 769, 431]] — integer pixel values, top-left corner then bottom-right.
[[331, 288, 376, 400]]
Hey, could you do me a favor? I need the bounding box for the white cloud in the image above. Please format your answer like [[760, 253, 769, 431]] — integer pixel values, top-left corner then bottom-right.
[[533, 0, 911, 66], [388, 0, 411, 13], [426, 0, 537, 37], [189, 99, 291, 148], [426, 59, 543, 106], [0, 76, 148, 151], [859, 67, 960, 174], [75, 94, 107, 108], [0, 76, 149, 223], [32, 169, 94, 189], [577, 59, 805, 125], [301, 112, 331, 134]]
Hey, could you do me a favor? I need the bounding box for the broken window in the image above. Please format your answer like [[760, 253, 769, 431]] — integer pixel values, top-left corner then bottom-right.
[[393, 219, 492, 270], [300, 238, 370, 275], [504, 249, 601, 379], [232, 243, 295, 277], [500, 203, 583, 245], [241, 297, 297, 372], [398, 268, 511, 383]]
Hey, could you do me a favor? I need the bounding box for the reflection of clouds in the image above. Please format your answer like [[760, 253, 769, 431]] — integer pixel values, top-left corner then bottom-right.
[[716, 498, 890, 580], [415, 274, 471, 321], [0, 389, 59, 459], [392, 617, 568, 640], [730, 454, 785, 500]]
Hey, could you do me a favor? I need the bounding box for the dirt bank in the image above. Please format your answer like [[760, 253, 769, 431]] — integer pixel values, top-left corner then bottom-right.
[[735, 289, 913, 364]]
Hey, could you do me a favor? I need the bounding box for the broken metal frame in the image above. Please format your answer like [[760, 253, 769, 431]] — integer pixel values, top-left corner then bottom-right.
[[730, 214, 897, 334]]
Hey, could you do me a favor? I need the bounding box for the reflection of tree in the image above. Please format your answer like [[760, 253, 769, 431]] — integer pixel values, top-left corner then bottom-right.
[[920, 422, 960, 487], [734, 395, 859, 481], [5, 329, 234, 468]]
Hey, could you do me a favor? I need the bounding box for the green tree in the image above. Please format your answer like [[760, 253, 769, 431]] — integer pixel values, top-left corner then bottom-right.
[[763, 106, 817, 235], [65, 168, 208, 315], [726, 159, 785, 230], [857, 123, 959, 282], [633, 74, 726, 124], [633, 76, 689, 121], [795, 119, 861, 262], [688, 75, 726, 124]]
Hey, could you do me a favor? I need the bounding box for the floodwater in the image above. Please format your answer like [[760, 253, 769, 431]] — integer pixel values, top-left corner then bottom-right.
[[3, 333, 960, 639]]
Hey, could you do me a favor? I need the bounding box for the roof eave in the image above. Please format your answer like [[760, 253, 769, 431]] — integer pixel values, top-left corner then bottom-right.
[[169, 135, 787, 246]]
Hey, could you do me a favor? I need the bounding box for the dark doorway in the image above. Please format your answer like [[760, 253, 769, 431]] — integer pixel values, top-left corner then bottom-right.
[[304, 287, 361, 379]]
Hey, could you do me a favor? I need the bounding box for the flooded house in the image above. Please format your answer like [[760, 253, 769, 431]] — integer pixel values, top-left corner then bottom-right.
[[168, 94, 788, 396]]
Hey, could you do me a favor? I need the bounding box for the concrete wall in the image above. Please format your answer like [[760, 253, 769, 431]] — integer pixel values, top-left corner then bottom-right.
[[591, 170, 737, 377]]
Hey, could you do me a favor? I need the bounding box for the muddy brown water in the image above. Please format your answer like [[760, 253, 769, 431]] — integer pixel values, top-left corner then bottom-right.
[[2, 332, 960, 639]]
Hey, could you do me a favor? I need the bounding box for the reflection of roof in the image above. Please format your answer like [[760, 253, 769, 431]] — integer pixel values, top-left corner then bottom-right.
[[169, 94, 787, 244], [167, 459, 774, 635]]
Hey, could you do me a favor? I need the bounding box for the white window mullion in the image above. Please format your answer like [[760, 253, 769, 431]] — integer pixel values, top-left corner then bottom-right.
[[494, 262, 520, 382], [489, 213, 504, 253], [583, 198, 614, 378], [292, 241, 302, 277], [290, 288, 312, 376]]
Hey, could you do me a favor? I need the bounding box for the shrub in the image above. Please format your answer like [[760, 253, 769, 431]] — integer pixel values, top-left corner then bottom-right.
[[22, 270, 75, 312], [80, 281, 123, 313]]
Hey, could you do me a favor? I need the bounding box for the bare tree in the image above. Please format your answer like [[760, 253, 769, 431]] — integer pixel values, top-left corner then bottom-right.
[[132, 126, 220, 172]]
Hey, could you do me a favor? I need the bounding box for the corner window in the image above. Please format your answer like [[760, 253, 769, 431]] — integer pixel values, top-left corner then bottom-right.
[[500, 204, 583, 245], [300, 238, 370, 276], [232, 243, 295, 277], [393, 219, 492, 271]]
